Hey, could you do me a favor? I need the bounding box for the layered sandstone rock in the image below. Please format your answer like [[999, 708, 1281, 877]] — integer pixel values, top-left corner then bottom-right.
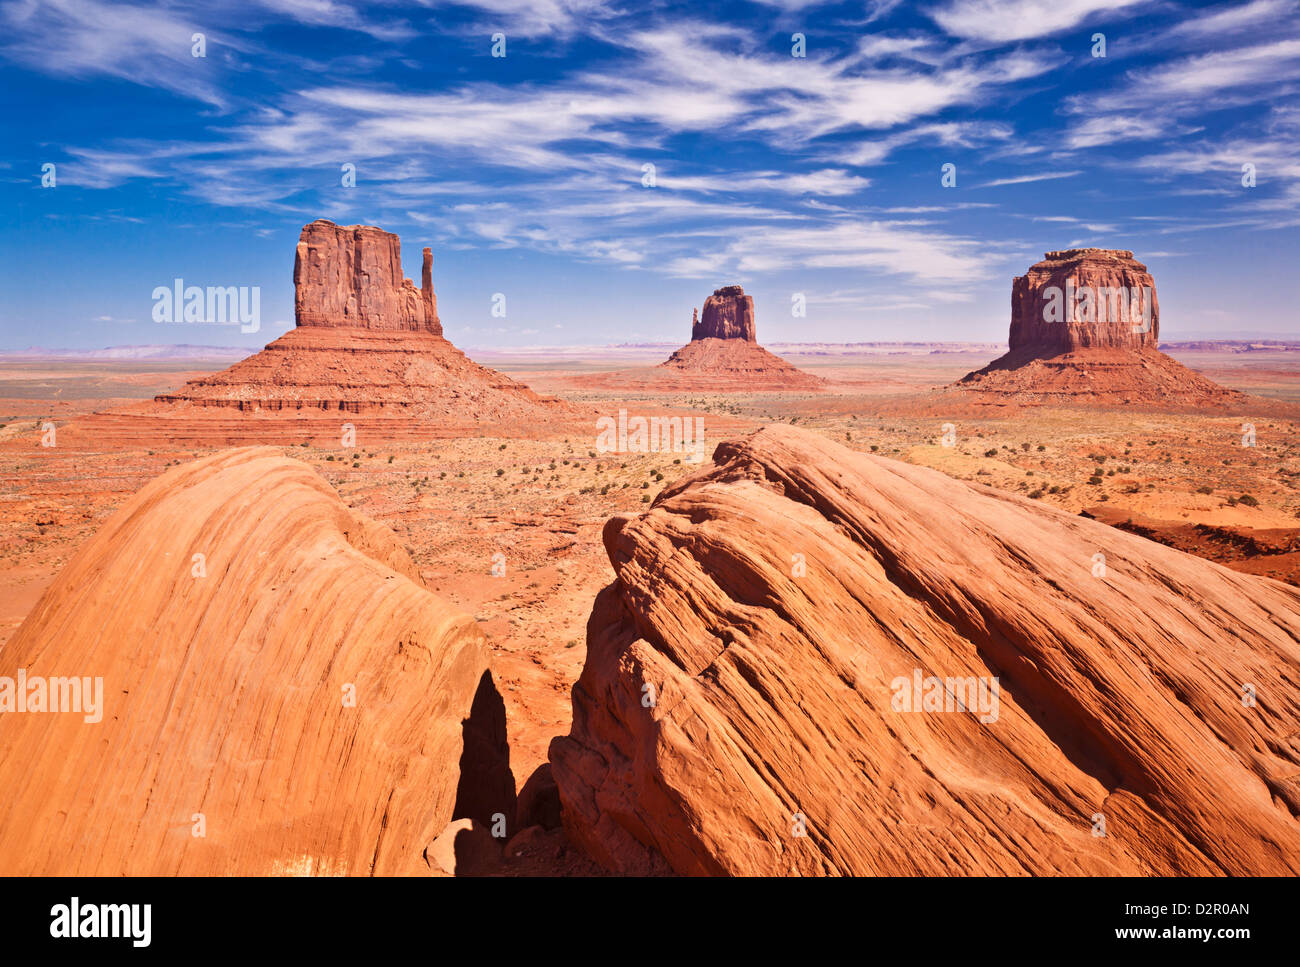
[[550, 424, 1300, 875], [692, 285, 756, 342], [146, 220, 569, 433], [294, 219, 442, 335], [659, 285, 824, 391], [0, 448, 514, 874], [957, 249, 1242, 407], [1010, 249, 1158, 354], [156, 326, 559, 419]]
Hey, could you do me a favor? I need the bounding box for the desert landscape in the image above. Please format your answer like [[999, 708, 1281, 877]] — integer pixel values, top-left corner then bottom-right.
[[3, 0, 1299, 901], [1, 221, 1297, 877]]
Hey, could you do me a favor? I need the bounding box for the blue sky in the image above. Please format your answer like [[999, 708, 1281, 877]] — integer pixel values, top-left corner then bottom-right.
[[1, 0, 1297, 351]]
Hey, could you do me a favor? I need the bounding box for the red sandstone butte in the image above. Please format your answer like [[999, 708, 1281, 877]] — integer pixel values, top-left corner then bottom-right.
[[659, 284, 824, 390], [957, 248, 1243, 407], [692, 284, 756, 342], [129, 220, 571, 437], [1010, 248, 1159, 353], [294, 219, 442, 335], [0, 448, 514, 875], [550, 424, 1300, 875]]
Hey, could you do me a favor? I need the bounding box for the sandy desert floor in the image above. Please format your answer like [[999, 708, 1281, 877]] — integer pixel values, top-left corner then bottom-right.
[[2, 345, 1297, 873]]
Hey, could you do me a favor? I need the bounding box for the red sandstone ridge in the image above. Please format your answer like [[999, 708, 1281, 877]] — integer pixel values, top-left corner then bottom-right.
[[955, 249, 1244, 408], [140, 220, 570, 433], [658, 285, 825, 391], [0, 448, 514, 874], [550, 424, 1300, 875]]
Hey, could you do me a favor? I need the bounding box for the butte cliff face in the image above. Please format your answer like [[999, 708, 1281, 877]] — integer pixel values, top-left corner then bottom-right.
[[1009, 249, 1158, 354], [143, 220, 568, 438], [550, 424, 1300, 875], [957, 248, 1242, 407], [0, 448, 514, 874], [692, 285, 757, 342], [659, 284, 824, 390], [294, 219, 442, 336]]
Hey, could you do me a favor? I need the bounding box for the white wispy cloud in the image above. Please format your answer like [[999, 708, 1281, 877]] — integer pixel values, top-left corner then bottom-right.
[[1064, 115, 1188, 150], [430, 0, 619, 37], [659, 169, 871, 196], [978, 170, 1082, 188], [666, 218, 1001, 283], [0, 0, 238, 108], [1069, 38, 1300, 116], [253, 0, 416, 40], [1163, 0, 1298, 41], [832, 120, 1016, 166], [927, 0, 1147, 43]]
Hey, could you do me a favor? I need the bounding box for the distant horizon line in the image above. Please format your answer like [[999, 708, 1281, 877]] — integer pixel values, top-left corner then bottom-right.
[[3, 334, 1299, 360]]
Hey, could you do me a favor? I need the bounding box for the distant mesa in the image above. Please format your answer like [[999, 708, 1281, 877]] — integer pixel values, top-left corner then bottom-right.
[[550, 424, 1300, 875], [151, 219, 566, 428], [956, 248, 1244, 407], [0, 448, 514, 874], [658, 284, 825, 390]]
